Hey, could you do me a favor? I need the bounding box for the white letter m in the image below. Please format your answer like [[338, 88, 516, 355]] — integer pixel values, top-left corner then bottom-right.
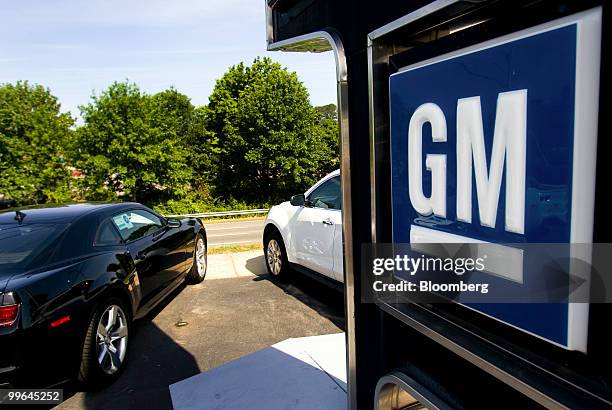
[[456, 90, 527, 234]]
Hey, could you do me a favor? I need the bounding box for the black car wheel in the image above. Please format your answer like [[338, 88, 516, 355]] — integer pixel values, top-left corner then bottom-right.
[[264, 231, 289, 281], [187, 233, 207, 283], [78, 297, 131, 389]]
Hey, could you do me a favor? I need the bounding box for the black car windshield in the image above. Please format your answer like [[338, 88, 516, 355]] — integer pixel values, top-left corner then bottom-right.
[[0, 223, 68, 273]]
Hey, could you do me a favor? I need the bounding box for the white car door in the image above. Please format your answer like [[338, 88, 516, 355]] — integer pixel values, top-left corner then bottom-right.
[[292, 175, 342, 280], [331, 211, 343, 283]]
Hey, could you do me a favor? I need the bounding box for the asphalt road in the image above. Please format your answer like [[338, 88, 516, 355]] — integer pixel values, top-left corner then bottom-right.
[[205, 218, 265, 246], [56, 251, 344, 410]]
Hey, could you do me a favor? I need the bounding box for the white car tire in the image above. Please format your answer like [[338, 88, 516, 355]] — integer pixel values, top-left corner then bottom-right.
[[264, 231, 289, 281]]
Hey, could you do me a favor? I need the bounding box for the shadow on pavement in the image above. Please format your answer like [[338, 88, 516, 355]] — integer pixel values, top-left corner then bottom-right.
[[61, 284, 199, 410], [246, 255, 346, 330]]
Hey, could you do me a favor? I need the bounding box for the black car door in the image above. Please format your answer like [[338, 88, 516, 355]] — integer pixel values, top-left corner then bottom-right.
[[109, 209, 185, 307]]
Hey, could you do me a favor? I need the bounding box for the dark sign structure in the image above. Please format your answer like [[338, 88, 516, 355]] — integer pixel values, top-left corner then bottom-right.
[[266, 1, 612, 408]]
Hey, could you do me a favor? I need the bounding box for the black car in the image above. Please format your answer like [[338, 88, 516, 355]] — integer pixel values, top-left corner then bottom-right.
[[0, 203, 207, 388]]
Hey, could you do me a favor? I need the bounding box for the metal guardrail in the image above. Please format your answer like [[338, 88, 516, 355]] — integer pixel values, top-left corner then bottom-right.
[[166, 208, 269, 219]]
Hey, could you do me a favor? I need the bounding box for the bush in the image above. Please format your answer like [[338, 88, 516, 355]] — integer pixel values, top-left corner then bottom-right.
[[151, 192, 268, 216]]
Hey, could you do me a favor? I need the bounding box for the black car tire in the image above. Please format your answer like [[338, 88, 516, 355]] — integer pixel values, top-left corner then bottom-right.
[[264, 230, 289, 281], [78, 297, 131, 389], [186, 233, 207, 284]]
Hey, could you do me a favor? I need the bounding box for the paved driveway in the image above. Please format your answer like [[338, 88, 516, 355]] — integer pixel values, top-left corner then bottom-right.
[[57, 250, 344, 410]]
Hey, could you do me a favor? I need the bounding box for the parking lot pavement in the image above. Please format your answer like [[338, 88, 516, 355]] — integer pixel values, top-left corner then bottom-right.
[[205, 218, 265, 246], [57, 250, 344, 410]]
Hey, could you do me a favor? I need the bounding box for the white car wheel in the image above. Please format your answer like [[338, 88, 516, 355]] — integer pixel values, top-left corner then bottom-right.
[[264, 232, 288, 280], [267, 239, 283, 275]]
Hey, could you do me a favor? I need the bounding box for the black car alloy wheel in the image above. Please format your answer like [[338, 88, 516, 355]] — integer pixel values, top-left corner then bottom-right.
[[96, 304, 129, 375], [187, 233, 207, 283], [78, 297, 131, 388]]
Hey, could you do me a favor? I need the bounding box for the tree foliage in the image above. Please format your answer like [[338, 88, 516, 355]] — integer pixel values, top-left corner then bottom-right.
[[73, 82, 198, 203], [0, 81, 75, 205], [315, 103, 338, 121], [315, 103, 340, 170], [208, 57, 339, 203], [0, 58, 340, 211]]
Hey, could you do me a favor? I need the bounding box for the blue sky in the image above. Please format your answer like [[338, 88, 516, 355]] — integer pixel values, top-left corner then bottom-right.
[[0, 0, 336, 119]]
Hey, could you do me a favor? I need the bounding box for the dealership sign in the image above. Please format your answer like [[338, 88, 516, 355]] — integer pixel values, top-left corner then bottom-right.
[[390, 10, 601, 351]]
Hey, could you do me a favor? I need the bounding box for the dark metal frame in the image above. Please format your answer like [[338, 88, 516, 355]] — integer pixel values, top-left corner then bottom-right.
[[266, 0, 612, 408], [265, 5, 357, 407], [367, 1, 610, 408]]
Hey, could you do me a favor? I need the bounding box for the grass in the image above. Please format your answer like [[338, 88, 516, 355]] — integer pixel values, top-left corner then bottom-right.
[[207, 243, 262, 254]]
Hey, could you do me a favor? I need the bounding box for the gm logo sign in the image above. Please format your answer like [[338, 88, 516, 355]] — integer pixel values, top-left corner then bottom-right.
[[407, 90, 526, 235], [389, 10, 601, 351]]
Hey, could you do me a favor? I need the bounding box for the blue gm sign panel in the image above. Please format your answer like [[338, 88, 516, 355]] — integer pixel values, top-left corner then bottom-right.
[[390, 12, 601, 352]]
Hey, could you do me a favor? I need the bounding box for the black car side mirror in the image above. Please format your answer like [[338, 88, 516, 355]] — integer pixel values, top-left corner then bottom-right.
[[290, 194, 306, 207], [167, 218, 181, 228]]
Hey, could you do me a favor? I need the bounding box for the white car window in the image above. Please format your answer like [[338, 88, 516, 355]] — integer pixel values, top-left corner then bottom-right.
[[307, 176, 341, 210]]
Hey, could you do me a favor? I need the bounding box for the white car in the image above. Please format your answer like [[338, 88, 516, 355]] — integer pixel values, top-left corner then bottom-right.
[[263, 170, 343, 285]]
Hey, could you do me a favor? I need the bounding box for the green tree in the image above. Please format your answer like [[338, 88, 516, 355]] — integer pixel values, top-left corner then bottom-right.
[[0, 81, 75, 206], [150, 88, 216, 195], [150, 88, 219, 208], [73, 81, 194, 204], [315, 103, 338, 121], [208, 58, 339, 203], [315, 103, 340, 171]]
